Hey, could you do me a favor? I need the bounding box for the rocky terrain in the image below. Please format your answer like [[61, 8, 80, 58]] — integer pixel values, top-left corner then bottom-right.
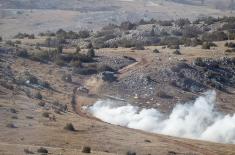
[[1, 1, 235, 154]]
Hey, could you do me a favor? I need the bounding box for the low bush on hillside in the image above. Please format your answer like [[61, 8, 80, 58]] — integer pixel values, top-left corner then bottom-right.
[[14, 33, 35, 39], [82, 146, 91, 153], [42, 112, 50, 118], [175, 18, 191, 28], [173, 50, 181, 55], [202, 31, 228, 42], [153, 49, 160, 53], [201, 42, 216, 49], [37, 147, 48, 154], [158, 20, 173, 26], [126, 151, 136, 155], [64, 123, 76, 131], [34, 92, 42, 100], [61, 74, 72, 83], [16, 49, 29, 58], [225, 42, 235, 48]]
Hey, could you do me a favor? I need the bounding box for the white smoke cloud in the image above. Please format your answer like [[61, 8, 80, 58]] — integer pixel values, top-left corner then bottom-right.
[[87, 90, 235, 144]]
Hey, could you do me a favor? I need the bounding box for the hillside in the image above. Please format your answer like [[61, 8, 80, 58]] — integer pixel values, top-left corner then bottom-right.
[[0, 0, 234, 38]]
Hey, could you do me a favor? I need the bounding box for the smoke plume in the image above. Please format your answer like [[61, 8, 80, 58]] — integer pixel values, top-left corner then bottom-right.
[[87, 90, 235, 144]]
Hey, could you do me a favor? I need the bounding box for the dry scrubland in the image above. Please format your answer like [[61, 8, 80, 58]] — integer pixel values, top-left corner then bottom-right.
[[1, 1, 235, 154], [1, 32, 235, 154], [0, 0, 234, 38]]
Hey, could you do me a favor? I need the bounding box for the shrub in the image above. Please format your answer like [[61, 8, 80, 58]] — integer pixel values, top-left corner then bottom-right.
[[161, 37, 181, 46], [73, 67, 97, 75], [24, 148, 34, 154], [120, 21, 136, 30], [5, 40, 15, 46], [175, 18, 191, 28], [157, 91, 172, 99], [54, 56, 66, 66], [126, 151, 136, 155], [24, 72, 38, 84], [76, 46, 81, 53], [9, 108, 17, 113], [193, 57, 205, 66], [62, 74, 72, 83], [202, 31, 228, 42], [87, 42, 93, 49], [134, 42, 145, 50], [173, 50, 181, 55], [15, 40, 21, 44], [87, 48, 95, 57], [28, 34, 35, 39], [71, 60, 82, 68], [168, 44, 180, 49], [97, 64, 115, 72], [30, 50, 57, 62], [82, 146, 91, 153], [34, 92, 42, 100], [202, 42, 211, 49], [225, 49, 235, 53], [64, 123, 75, 131], [39, 81, 50, 89], [78, 30, 90, 38], [182, 26, 201, 38], [153, 49, 160, 53], [158, 20, 173, 26], [38, 101, 45, 107], [225, 42, 235, 48], [6, 123, 16, 128], [42, 112, 50, 118], [57, 45, 63, 54], [37, 147, 48, 154], [171, 30, 182, 36]]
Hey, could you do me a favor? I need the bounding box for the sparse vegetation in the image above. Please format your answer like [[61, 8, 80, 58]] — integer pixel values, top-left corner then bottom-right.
[[202, 42, 211, 49], [173, 50, 181, 55], [64, 123, 76, 131], [34, 92, 42, 100], [6, 123, 16, 128], [62, 74, 72, 83], [126, 151, 136, 155], [24, 148, 34, 154], [37, 147, 48, 154], [225, 42, 235, 48], [87, 48, 95, 57], [42, 112, 50, 118], [82, 146, 91, 153]]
